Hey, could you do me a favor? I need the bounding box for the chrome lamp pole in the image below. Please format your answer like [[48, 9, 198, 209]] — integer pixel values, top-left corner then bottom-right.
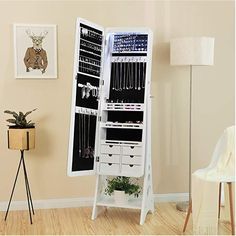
[[176, 65, 192, 212]]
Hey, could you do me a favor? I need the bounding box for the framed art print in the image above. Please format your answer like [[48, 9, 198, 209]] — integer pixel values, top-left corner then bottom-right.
[[14, 24, 57, 79]]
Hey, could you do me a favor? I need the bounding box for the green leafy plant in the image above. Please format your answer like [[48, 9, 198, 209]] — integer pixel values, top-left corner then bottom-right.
[[4, 109, 36, 128], [105, 176, 141, 198]]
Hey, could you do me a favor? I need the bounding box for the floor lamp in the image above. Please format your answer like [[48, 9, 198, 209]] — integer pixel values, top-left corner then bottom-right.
[[170, 37, 215, 211]]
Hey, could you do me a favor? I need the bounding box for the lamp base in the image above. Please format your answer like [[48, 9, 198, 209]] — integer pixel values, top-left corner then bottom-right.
[[176, 201, 189, 212]]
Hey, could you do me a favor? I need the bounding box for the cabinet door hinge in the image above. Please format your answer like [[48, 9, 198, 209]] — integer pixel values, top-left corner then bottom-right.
[[98, 116, 102, 122], [101, 80, 104, 86], [96, 156, 100, 162]]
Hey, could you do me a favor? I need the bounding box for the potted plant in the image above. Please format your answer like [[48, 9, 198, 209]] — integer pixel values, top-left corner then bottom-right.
[[4, 109, 36, 150], [105, 176, 141, 204]]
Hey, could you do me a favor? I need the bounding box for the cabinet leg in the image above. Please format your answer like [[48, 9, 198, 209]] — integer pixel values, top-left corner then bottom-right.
[[140, 208, 149, 225], [92, 206, 106, 220], [91, 206, 97, 220]]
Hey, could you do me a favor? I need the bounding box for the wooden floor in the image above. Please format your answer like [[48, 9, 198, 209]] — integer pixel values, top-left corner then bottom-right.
[[0, 203, 231, 235]]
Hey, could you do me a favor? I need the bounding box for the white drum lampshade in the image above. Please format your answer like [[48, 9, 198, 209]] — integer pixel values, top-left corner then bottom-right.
[[170, 37, 215, 66]]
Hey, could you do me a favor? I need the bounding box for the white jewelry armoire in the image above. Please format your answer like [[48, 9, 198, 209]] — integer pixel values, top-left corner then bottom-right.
[[68, 18, 154, 224]]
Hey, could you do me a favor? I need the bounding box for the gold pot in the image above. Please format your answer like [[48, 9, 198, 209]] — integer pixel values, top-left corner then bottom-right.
[[7, 127, 35, 150]]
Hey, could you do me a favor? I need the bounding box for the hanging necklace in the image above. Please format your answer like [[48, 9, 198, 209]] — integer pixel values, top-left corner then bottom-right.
[[81, 114, 83, 157], [123, 61, 126, 90], [83, 114, 86, 158], [129, 61, 133, 89], [138, 61, 141, 90], [126, 61, 129, 90], [84, 114, 90, 158], [112, 62, 115, 90], [115, 61, 119, 91], [119, 61, 122, 91], [81, 113, 83, 157], [87, 114, 90, 158], [142, 61, 146, 88], [134, 60, 137, 90], [79, 113, 81, 156], [82, 114, 84, 158]]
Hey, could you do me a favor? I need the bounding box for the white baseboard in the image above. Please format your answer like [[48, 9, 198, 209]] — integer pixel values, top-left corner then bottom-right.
[[0, 193, 188, 212], [0, 197, 94, 211], [154, 192, 189, 203]]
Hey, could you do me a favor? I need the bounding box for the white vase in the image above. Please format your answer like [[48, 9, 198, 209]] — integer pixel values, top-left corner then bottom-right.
[[114, 190, 128, 204]]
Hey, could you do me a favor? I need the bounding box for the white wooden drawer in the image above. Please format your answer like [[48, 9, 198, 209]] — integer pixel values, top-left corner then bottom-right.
[[100, 154, 120, 164], [122, 155, 142, 165], [99, 163, 119, 175], [122, 146, 142, 155], [101, 144, 121, 154], [121, 164, 142, 177]]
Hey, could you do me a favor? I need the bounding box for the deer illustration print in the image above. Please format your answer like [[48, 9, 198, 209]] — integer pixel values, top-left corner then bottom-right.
[[24, 30, 48, 74]]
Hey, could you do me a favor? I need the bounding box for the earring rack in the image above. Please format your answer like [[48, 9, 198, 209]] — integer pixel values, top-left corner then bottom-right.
[[75, 106, 98, 116], [68, 18, 154, 224], [78, 82, 99, 99]]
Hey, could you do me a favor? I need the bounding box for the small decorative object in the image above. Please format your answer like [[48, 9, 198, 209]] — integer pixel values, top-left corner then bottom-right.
[[14, 24, 57, 79], [4, 109, 36, 150], [105, 176, 141, 204]]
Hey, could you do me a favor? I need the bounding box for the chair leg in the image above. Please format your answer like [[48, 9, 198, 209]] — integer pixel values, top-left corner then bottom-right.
[[183, 200, 192, 232], [218, 182, 222, 219], [228, 183, 235, 235]]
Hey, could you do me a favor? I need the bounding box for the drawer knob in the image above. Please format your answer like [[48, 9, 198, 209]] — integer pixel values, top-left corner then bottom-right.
[[130, 155, 134, 158], [129, 165, 134, 167], [109, 145, 113, 148], [108, 163, 112, 166], [130, 146, 134, 149], [108, 154, 112, 157]]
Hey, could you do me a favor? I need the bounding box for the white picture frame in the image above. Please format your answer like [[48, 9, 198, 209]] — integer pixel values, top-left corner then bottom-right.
[[13, 24, 57, 79]]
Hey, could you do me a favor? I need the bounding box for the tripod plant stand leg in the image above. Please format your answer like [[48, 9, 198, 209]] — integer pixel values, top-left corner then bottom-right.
[[22, 154, 35, 215], [21, 150, 33, 224], [4, 153, 23, 221]]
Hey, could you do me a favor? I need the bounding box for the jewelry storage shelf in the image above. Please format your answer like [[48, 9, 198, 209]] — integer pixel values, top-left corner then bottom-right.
[[100, 122, 143, 129], [103, 103, 144, 111], [101, 140, 142, 145], [96, 196, 142, 209]]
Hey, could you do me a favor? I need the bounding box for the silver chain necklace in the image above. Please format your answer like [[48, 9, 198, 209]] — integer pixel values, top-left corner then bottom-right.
[[142, 62, 146, 88], [123, 62, 126, 90], [112, 62, 115, 90], [138, 62, 141, 90], [126, 61, 130, 90]]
